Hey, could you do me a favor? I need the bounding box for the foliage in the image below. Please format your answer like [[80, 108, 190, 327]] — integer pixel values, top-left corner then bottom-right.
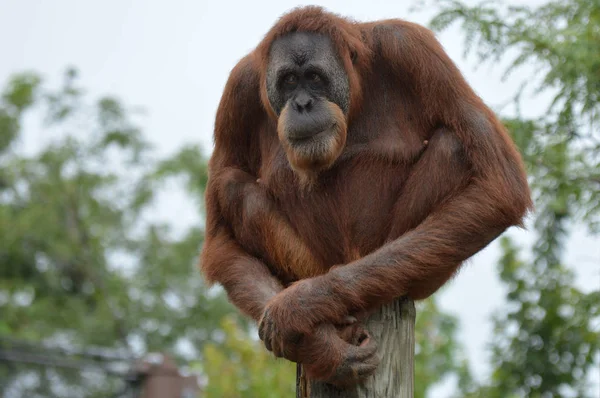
[[198, 316, 296, 398], [414, 299, 466, 398], [0, 69, 233, 397], [483, 237, 599, 397], [425, 0, 600, 396], [427, 0, 600, 231]]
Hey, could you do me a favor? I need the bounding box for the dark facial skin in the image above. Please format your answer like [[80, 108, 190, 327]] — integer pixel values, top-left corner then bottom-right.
[[266, 32, 349, 113], [266, 32, 351, 177], [267, 32, 349, 132]]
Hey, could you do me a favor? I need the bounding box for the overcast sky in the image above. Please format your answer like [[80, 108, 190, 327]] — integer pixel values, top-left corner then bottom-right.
[[1, 0, 598, 396]]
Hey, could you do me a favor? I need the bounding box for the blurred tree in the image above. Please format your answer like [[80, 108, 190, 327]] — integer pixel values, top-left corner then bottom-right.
[[414, 299, 466, 398], [199, 316, 296, 398], [424, 0, 600, 396], [0, 69, 233, 397]]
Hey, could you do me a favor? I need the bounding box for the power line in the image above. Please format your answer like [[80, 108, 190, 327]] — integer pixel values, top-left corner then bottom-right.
[[0, 348, 131, 377], [0, 337, 134, 362], [0, 347, 184, 378]]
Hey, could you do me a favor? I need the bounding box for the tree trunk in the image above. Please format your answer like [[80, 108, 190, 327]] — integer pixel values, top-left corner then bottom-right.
[[296, 297, 415, 398]]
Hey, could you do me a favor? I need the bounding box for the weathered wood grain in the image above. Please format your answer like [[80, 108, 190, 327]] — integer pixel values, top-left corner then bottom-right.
[[297, 298, 415, 398]]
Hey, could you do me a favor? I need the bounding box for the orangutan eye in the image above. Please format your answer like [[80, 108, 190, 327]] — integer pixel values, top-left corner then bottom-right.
[[307, 72, 321, 82], [284, 74, 298, 86]]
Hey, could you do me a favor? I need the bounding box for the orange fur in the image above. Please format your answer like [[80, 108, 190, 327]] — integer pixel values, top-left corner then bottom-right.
[[200, 6, 532, 384]]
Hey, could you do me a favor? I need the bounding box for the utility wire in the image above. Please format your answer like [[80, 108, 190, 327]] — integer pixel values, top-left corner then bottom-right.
[[0, 347, 183, 378], [0, 337, 133, 361], [0, 348, 131, 377]]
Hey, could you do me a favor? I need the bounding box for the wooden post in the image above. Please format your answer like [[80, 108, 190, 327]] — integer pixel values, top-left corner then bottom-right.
[[296, 297, 415, 398]]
